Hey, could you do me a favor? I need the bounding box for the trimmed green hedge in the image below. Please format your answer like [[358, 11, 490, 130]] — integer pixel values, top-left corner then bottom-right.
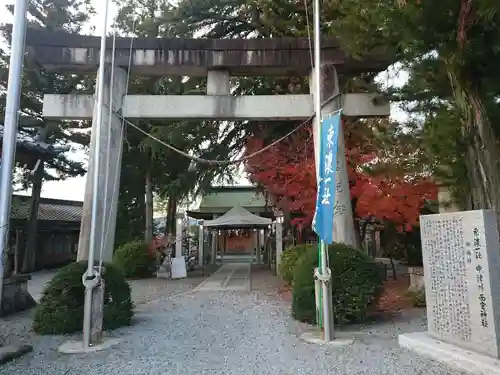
[[279, 244, 308, 285], [113, 240, 154, 278], [33, 262, 133, 334], [291, 242, 384, 325]]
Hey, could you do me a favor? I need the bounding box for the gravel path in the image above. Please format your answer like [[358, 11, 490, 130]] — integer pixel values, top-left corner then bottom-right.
[[0, 270, 466, 375], [27, 269, 209, 304], [0, 272, 203, 348]]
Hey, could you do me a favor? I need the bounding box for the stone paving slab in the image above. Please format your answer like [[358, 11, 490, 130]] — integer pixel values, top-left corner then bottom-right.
[[1, 276, 464, 375], [194, 263, 251, 292]]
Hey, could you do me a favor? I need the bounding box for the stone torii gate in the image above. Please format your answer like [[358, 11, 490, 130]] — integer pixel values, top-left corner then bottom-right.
[[25, 29, 390, 264]]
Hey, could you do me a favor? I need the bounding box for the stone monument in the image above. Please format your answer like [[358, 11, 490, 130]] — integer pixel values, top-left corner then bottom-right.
[[399, 209, 500, 375]]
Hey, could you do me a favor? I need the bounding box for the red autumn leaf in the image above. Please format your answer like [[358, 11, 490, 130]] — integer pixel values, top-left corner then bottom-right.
[[244, 122, 437, 231]]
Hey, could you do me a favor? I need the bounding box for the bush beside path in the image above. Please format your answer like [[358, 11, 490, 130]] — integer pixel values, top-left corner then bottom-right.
[[1, 272, 463, 375], [0, 269, 204, 348]]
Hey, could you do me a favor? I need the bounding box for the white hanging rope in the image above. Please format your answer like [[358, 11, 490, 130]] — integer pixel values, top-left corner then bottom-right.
[[102, 4, 337, 166], [96, 7, 332, 258], [112, 92, 340, 166]]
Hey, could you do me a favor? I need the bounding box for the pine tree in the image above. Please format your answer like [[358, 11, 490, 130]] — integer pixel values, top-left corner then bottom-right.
[[171, 0, 500, 218], [112, 0, 239, 245], [0, 0, 95, 272]]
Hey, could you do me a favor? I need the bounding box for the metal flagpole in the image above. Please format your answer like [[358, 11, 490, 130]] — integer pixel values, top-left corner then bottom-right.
[[313, 0, 335, 341], [82, 0, 110, 348], [0, 0, 28, 305]]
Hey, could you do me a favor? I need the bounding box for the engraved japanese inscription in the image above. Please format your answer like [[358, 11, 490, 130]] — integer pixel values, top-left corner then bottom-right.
[[421, 216, 471, 341], [420, 210, 500, 358]]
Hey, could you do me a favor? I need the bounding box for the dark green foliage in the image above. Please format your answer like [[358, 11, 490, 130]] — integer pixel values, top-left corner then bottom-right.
[[170, 0, 500, 215], [291, 243, 384, 325], [111, 0, 241, 243], [115, 144, 147, 248], [113, 240, 154, 278], [407, 286, 426, 308], [405, 232, 423, 267], [279, 244, 308, 285], [33, 262, 133, 334], [380, 227, 423, 267], [0, 0, 94, 185]]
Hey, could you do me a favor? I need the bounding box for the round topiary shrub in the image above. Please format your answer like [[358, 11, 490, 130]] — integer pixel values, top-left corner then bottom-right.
[[113, 240, 154, 278], [33, 261, 134, 335], [279, 244, 308, 285], [291, 242, 384, 325]]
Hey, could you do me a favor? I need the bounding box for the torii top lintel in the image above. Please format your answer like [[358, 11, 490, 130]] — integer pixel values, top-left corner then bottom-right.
[[25, 28, 391, 77]]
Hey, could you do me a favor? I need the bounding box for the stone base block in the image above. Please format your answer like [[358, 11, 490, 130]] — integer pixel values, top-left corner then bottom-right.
[[299, 329, 354, 347], [58, 338, 120, 354], [399, 332, 500, 375], [156, 271, 170, 279], [408, 266, 425, 289], [156, 264, 171, 279], [0, 275, 36, 317], [171, 257, 187, 279]]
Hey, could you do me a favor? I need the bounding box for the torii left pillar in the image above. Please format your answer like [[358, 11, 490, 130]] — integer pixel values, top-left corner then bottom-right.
[[77, 64, 126, 264]]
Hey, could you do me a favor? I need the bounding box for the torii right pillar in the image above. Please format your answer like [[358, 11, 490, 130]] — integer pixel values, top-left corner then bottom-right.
[[309, 64, 390, 246]]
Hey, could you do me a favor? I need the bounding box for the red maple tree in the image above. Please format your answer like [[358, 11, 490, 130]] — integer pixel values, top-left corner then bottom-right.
[[244, 120, 438, 231]]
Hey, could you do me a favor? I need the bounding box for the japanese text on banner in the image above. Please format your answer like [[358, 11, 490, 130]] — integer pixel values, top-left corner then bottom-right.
[[312, 113, 341, 244]]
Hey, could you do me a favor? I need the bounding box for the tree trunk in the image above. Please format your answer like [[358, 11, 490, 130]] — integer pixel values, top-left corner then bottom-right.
[[145, 169, 154, 244], [360, 220, 371, 244], [21, 160, 44, 273], [165, 199, 177, 239], [143, 5, 158, 246], [390, 257, 397, 281], [446, 66, 500, 222], [283, 211, 292, 236], [351, 198, 364, 249], [466, 93, 500, 214], [163, 198, 172, 237]]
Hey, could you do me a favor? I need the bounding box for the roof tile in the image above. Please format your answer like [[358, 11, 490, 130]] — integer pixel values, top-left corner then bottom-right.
[[11, 195, 82, 222]]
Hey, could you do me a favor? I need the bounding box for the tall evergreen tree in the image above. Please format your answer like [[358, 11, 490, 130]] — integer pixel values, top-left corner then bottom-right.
[[170, 0, 500, 218], [320, 0, 500, 214], [0, 0, 94, 272], [112, 0, 239, 244]]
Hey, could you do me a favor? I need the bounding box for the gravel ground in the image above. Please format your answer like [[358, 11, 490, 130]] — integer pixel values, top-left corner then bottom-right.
[[27, 267, 219, 304], [0, 284, 467, 375], [0, 272, 203, 347]]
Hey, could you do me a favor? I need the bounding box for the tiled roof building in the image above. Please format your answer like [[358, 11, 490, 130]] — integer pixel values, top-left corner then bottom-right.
[[10, 195, 82, 222]]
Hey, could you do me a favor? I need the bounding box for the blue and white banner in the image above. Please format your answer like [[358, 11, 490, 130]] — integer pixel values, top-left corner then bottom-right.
[[312, 113, 341, 244]]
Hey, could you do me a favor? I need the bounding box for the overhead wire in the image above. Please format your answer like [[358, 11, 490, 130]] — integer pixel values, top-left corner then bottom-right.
[[109, 2, 338, 166], [116, 95, 339, 166], [75, 5, 337, 257], [15, 2, 326, 171]]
